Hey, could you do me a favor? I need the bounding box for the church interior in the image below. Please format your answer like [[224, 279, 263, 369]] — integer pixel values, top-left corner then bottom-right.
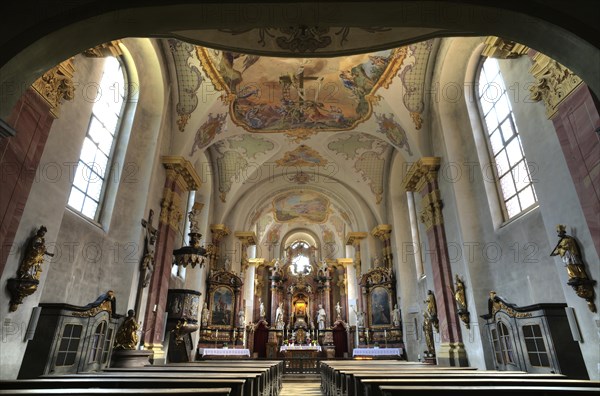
[[0, 1, 599, 394]]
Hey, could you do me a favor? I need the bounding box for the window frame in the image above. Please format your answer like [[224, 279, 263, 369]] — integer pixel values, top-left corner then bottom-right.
[[475, 57, 538, 222], [67, 55, 128, 224]]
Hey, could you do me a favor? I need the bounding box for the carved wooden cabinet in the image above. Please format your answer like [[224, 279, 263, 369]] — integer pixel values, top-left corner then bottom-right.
[[18, 293, 120, 378], [481, 295, 588, 379]]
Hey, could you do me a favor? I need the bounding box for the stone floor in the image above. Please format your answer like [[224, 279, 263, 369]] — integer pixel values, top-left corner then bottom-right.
[[280, 374, 323, 396]]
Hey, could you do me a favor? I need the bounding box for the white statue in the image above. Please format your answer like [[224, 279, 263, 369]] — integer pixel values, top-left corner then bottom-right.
[[275, 302, 285, 329], [392, 304, 401, 327], [335, 301, 342, 320], [352, 305, 365, 327], [317, 304, 326, 330], [223, 256, 231, 271], [238, 309, 245, 328], [201, 302, 209, 327], [259, 298, 265, 318]]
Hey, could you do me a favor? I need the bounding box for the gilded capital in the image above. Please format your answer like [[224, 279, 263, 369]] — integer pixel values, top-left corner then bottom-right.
[[210, 224, 231, 241], [32, 58, 75, 118], [234, 231, 257, 246], [83, 40, 123, 58], [345, 232, 368, 246], [162, 156, 202, 191], [419, 189, 444, 230], [482, 36, 529, 59], [371, 224, 392, 241], [336, 258, 354, 266], [529, 52, 582, 119], [401, 157, 441, 192]]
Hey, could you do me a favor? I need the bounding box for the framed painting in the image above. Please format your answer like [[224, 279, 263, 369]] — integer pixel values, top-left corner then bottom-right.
[[210, 286, 234, 328], [369, 286, 391, 327]]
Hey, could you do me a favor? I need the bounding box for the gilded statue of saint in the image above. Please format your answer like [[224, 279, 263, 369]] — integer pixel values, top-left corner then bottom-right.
[[18, 226, 54, 280], [551, 225, 589, 281], [114, 309, 140, 350], [454, 275, 467, 310], [422, 311, 435, 355]]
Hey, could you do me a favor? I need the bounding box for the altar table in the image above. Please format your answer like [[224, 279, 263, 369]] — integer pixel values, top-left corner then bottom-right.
[[352, 347, 403, 357], [199, 348, 251, 357]]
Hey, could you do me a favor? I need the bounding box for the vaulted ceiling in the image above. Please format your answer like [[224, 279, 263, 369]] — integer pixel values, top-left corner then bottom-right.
[[164, 37, 440, 250]]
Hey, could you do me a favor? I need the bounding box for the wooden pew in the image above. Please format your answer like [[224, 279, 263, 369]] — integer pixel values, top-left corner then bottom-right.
[[165, 361, 283, 395], [352, 372, 563, 396], [47, 372, 257, 396], [104, 365, 271, 396], [0, 388, 232, 396], [2, 378, 244, 396], [364, 378, 599, 396], [379, 385, 600, 396]]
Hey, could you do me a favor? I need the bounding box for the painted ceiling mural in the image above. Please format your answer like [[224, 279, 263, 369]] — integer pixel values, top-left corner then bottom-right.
[[197, 46, 406, 133], [399, 40, 434, 129], [374, 113, 413, 156], [212, 134, 275, 202], [273, 190, 331, 223], [169, 39, 203, 132], [275, 145, 328, 168], [190, 112, 228, 155], [327, 132, 389, 203]]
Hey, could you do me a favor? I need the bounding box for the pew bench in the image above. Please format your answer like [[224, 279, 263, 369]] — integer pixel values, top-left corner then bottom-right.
[[379, 385, 600, 396], [0, 388, 232, 396]]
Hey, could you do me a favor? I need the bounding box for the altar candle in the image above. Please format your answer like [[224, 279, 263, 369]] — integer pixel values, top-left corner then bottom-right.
[[216, 329, 219, 338], [384, 329, 387, 338]]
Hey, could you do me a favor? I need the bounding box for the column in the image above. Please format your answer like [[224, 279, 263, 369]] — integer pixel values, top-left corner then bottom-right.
[[209, 224, 230, 269], [345, 232, 368, 277], [401, 157, 467, 367], [235, 231, 257, 275], [142, 156, 201, 363], [0, 59, 74, 273], [528, 52, 600, 256], [371, 224, 393, 268], [247, 258, 264, 323]]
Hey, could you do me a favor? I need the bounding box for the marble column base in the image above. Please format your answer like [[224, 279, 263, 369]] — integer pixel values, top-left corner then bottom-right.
[[111, 349, 153, 368], [436, 342, 469, 367]]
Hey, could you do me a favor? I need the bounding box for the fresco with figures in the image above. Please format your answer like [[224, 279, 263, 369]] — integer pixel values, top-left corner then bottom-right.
[[198, 47, 405, 133], [273, 191, 330, 223]]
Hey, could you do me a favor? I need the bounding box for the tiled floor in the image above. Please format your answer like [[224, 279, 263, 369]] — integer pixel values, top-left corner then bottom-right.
[[280, 375, 323, 395]]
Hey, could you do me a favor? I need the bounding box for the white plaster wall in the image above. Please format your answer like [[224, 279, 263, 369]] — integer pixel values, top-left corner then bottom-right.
[[498, 56, 600, 379], [0, 54, 109, 379]]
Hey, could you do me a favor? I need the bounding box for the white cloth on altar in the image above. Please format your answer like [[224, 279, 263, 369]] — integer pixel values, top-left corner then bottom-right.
[[352, 347, 403, 357], [279, 345, 322, 352], [200, 348, 251, 357]]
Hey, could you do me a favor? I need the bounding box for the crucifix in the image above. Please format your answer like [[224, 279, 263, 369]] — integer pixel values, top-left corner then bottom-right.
[[293, 64, 323, 105], [135, 209, 159, 320]]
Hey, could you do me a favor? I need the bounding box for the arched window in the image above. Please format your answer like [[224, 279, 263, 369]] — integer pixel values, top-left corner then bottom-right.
[[477, 57, 537, 220], [68, 56, 126, 221], [289, 240, 312, 276]]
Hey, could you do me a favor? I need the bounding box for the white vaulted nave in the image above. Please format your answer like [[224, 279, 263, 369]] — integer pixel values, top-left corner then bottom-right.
[[0, 1, 598, 392]]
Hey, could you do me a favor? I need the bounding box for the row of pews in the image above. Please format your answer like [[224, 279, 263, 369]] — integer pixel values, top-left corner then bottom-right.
[[1, 360, 283, 396], [320, 360, 600, 396]]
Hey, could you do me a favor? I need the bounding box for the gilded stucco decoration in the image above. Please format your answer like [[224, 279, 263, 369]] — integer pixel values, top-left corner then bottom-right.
[[374, 113, 412, 156], [528, 52, 583, 119], [272, 190, 331, 223], [169, 39, 203, 132], [190, 112, 227, 155], [275, 145, 328, 168], [397, 40, 434, 130], [32, 59, 75, 118], [197, 46, 405, 133], [481, 36, 529, 59]]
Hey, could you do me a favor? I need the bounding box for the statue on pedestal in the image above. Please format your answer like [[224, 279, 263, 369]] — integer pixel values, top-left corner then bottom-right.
[[114, 309, 140, 350], [392, 304, 401, 327], [335, 301, 342, 321], [317, 304, 326, 330], [201, 302, 209, 327]]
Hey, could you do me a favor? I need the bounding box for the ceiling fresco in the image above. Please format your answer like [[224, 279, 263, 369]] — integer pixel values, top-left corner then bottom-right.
[[168, 39, 203, 132], [273, 190, 331, 223], [197, 46, 406, 133], [275, 144, 328, 168]]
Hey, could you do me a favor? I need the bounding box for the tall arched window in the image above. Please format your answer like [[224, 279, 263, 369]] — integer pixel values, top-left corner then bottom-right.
[[68, 56, 126, 220], [477, 57, 537, 220]]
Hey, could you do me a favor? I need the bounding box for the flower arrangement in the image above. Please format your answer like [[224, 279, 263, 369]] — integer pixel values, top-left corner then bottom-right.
[[373, 342, 380, 349], [222, 342, 229, 349]]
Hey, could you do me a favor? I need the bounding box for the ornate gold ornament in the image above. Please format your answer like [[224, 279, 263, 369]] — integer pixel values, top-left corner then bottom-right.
[[488, 291, 532, 319], [424, 290, 439, 332], [72, 291, 116, 317], [529, 52, 582, 119], [451, 275, 470, 328], [550, 225, 596, 312], [419, 189, 444, 231], [7, 226, 54, 312], [481, 36, 529, 59], [83, 41, 123, 58], [401, 157, 441, 192], [114, 309, 140, 350], [32, 59, 75, 118]]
